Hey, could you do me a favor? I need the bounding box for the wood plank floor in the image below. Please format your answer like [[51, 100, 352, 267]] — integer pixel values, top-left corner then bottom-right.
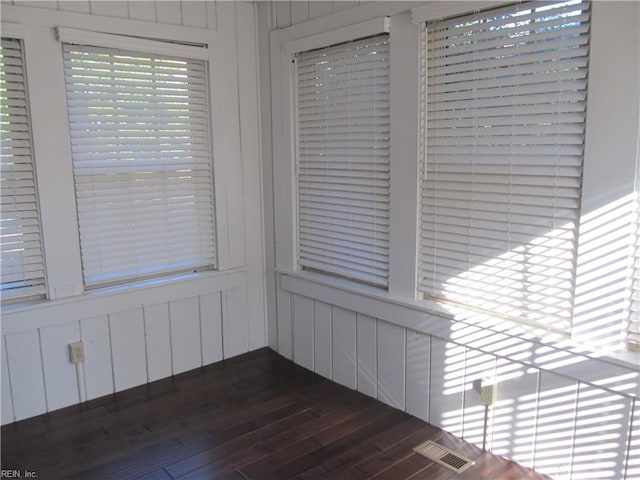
[[1, 348, 552, 480]]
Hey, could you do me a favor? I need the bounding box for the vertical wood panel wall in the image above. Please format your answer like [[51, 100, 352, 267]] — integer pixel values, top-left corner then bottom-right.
[[273, 1, 362, 28], [277, 286, 639, 480], [3, 0, 217, 29], [2, 288, 247, 423]]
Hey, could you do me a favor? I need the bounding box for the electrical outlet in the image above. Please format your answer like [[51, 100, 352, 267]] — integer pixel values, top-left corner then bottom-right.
[[480, 377, 498, 406], [69, 341, 85, 364]]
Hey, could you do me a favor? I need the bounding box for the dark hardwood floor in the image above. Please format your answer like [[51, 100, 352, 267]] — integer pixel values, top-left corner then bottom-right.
[[1, 348, 551, 479]]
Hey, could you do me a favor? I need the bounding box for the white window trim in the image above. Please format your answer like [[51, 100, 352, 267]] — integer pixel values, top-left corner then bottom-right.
[[412, 0, 640, 356], [1, 32, 48, 302], [0, 5, 246, 303], [271, 18, 397, 273], [1, 23, 25, 39], [411, 1, 507, 24], [56, 27, 209, 60], [285, 16, 389, 55], [271, 13, 422, 298]]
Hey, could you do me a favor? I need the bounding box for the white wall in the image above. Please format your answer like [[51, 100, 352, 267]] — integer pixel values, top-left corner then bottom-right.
[[0, 0, 267, 424], [260, 2, 640, 479]]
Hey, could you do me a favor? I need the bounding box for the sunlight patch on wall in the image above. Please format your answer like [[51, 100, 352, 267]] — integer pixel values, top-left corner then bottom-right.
[[573, 194, 636, 351], [492, 384, 538, 468], [571, 384, 631, 479], [626, 405, 640, 480]]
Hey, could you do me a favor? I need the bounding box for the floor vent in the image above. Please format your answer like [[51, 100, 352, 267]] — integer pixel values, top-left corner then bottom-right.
[[413, 440, 474, 473]]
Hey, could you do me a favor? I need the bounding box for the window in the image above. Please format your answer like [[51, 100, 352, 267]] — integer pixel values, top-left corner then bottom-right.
[[63, 42, 216, 288], [0, 37, 47, 302], [295, 34, 390, 288], [419, 0, 590, 333]]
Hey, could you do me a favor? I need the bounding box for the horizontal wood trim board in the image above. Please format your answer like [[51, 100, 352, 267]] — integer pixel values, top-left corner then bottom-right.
[[278, 272, 639, 400], [1, 269, 246, 335]]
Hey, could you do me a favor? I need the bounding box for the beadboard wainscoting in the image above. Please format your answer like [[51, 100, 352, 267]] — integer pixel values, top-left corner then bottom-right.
[[1, 270, 261, 424], [275, 273, 639, 480]]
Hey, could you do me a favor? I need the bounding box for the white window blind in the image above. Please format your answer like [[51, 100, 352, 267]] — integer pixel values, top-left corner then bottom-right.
[[0, 37, 47, 302], [295, 34, 390, 288], [420, 1, 590, 333], [63, 43, 216, 288], [629, 186, 640, 349]]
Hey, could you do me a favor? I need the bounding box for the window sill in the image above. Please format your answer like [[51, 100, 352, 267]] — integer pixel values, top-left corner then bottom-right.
[[83, 269, 220, 296], [1, 268, 247, 335], [1, 296, 47, 312], [277, 269, 640, 396]]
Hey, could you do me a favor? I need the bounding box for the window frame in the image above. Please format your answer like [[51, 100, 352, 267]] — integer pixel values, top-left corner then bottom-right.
[[272, 14, 422, 298], [417, 0, 590, 335], [412, 0, 640, 356], [0, 26, 48, 304], [276, 17, 393, 275], [0, 7, 245, 305], [58, 30, 218, 289]]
